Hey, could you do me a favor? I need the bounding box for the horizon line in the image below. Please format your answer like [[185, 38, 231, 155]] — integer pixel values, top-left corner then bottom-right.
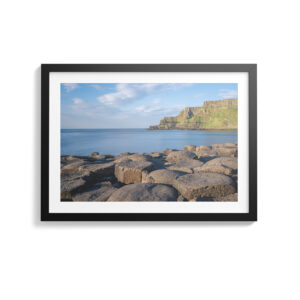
[[61, 127, 148, 130]]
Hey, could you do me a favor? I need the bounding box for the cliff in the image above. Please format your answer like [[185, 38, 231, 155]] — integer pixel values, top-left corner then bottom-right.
[[149, 99, 237, 130]]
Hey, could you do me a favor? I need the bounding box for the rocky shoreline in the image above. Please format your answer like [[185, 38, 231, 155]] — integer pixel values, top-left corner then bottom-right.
[[61, 143, 238, 202]]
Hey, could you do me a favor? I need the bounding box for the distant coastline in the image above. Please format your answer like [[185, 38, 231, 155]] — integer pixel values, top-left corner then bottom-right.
[[149, 99, 238, 130], [148, 128, 238, 131]]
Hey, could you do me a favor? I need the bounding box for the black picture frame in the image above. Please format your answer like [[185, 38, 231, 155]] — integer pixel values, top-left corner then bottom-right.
[[41, 64, 257, 221]]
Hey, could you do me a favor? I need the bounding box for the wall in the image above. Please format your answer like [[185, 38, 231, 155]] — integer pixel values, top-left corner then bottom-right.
[[1, 1, 299, 299]]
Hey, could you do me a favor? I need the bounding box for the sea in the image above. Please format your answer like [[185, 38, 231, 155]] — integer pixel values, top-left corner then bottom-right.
[[61, 129, 238, 156]]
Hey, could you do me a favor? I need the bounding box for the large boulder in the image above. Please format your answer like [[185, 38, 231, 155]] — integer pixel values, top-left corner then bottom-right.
[[114, 153, 152, 163], [143, 169, 186, 185], [61, 159, 85, 174], [194, 150, 218, 162], [73, 183, 117, 202], [107, 183, 178, 202], [115, 160, 154, 184], [166, 150, 197, 163], [184, 145, 196, 151], [216, 147, 237, 157], [173, 173, 236, 200], [61, 172, 87, 200], [78, 161, 115, 182], [167, 159, 204, 173], [195, 157, 237, 176]]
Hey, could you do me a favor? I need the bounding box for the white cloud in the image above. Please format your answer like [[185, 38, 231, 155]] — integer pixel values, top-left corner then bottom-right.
[[218, 89, 238, 99], [97, 83, 194, 106], [72, 98, 84, 105], [97, 83, 161, 106], [134, 98, 184, 116], [62, 83, 79, 92]]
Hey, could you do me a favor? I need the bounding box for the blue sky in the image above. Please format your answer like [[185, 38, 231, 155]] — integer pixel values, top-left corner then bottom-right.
[[61, 83, 238, 128]]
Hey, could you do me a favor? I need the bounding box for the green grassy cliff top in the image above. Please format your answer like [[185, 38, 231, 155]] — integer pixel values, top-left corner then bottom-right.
[[149, 99, 238, 130]]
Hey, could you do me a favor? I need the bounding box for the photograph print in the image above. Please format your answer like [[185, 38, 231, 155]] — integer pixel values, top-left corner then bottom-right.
[[61, 82, 238, 203]]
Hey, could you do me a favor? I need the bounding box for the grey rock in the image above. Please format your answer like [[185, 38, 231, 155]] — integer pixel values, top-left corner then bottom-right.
[[173, 173, 236, 200], [177, 195, 186, 202], [78, 161, 115, 182], [148, 152, 164, 158], [212, 143, 224, 149], [195, 157, 237, 176], [61, 155, 78, 162], [224, 142, 237, 147], [166, 150, 197, 163], [162, 148, 176, 155], [216, 147, 237, 157], [214, 193, 238, 202], [167, 159, 204, 173], [143, 169, 186, 185], [184, 145, 196, 151], [128, 153, 152, 161], [107, 183, 178, 202], [194, 150, 218, 159], [73, 183, 117, 202], [61, 172, 87, 200], [61, 159, 85, 174], [115, 160, 154, 184], [91, 153, 115, 159], [196, 145, 212, 151]]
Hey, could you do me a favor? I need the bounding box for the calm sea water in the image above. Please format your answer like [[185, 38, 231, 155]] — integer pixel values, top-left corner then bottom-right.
[[61, 129, 238, 156]]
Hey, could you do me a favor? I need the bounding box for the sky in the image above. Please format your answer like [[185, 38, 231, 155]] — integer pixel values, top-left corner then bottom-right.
[[61, 83, 238, 129]]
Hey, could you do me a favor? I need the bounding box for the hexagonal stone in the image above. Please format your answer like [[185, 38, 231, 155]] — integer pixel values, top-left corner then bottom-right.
[[61, 172, 87, 200], [173, 173, 236, 200], [167, 159, 204, 173], [194, 150, 218, 162], [143, 169, 186, 185], [166, 150, 197, 163], [107, 183, 178, 202], [195, 157, 237, 176], [73, 183, 117, 202], [61, 159, 85, 174], [216, 147, 237, 157], [78, 161, 115, 182], [115, 160, 154, 184]]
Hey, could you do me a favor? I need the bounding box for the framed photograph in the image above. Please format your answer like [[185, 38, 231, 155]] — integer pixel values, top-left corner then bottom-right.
[[41, 64, 257, 221]]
